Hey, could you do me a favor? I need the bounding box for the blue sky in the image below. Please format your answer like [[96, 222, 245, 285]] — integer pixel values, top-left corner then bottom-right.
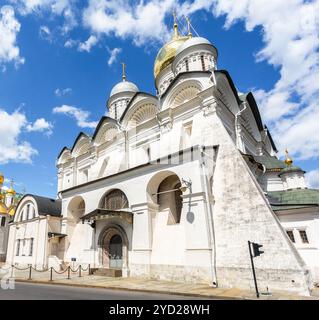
[[0, 0, 319, 197]]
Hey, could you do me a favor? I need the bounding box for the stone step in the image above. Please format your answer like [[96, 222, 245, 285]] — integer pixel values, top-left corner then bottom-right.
[[91, 268, 122, 277]]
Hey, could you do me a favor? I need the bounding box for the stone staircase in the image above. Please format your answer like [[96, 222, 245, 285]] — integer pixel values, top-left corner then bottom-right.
[[90, 268, 122, 277]]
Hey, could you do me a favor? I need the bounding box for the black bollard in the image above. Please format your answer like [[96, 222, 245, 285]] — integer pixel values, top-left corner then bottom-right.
[[28, 266, 32, 280]]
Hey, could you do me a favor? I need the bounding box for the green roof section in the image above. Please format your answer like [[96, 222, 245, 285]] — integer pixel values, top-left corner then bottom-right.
[[279, 166, 305, 176], [268, 189, 319, 211], [253, 155, 286, 170]]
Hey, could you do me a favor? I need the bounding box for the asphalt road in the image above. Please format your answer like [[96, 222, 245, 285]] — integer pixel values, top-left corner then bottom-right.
[[0, 282, 210, 300]]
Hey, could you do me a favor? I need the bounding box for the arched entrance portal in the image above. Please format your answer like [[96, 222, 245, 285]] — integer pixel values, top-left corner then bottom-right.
[[100, 225, 128, 270], [109, 235, 123, 269]]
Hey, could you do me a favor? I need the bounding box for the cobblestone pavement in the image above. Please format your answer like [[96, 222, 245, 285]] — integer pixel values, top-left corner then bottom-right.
[[1, 264, 318, 300]]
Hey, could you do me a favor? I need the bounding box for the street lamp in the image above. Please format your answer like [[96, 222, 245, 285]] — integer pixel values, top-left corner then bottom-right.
[[180, 179, 192, 193]]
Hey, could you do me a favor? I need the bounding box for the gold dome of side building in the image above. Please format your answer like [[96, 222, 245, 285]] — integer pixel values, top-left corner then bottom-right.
[[154, 20, 190, 79]]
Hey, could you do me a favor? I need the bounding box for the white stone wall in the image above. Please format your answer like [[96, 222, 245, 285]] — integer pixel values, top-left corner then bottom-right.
[[55, 70, 313, 293], [0, 214, 9, 261], [260, 172, 284, 192], [281, 172, 307, 190], [278, 209, 319, 282], [6, 197, 62, 269]]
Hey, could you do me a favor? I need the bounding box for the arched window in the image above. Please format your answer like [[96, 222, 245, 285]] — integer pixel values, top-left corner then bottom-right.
[[67, 197, 85, 223], [185, 59, 189, 71], [101, 190, 129, 211], [200, 55, 205, 71], [26, 204, 30, 219], [0, 216, 5, 227], [157, 175, 183, 224]]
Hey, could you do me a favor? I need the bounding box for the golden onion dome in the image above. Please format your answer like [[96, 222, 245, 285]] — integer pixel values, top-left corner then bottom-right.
[[0, 172, 4, 185], [8, 206, 15, 216], [154, 21, 190, 79], [284, 149, 293, 167], [6, 179, 16, 196], [0, 202, 7, 215], [7, 187, 16, 196]]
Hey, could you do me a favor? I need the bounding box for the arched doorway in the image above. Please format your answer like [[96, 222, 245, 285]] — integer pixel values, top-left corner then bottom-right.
[[99, 225, 129, 270], [109, 234, 123, 269]]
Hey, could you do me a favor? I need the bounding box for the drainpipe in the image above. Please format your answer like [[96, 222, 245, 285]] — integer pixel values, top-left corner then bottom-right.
[[235, 102, 247, 152], [199, 145, 218, 287]]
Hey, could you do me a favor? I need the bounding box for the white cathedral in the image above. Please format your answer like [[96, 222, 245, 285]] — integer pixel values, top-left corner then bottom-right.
[[5, 19, 319, 295]]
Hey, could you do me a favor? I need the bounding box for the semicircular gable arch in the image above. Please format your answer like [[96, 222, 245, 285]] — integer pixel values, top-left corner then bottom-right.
[[71, 132, 91, 157], [164, 79, 203, 110], [121, 96, 159, 130], [57, 147, 71, 165], [126, 103, 158, 130], [14, 195, 39, 223], [93, 118, 121, 146]]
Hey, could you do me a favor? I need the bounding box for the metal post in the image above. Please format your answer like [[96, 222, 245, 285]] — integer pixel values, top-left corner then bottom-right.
[[50, 267, 53, 281], [79, 265, 81, 277], [89, 264, 91, 275], [67, 266, 70, 279], [248, 241, 260, 298], [28, 265, 32, 280]]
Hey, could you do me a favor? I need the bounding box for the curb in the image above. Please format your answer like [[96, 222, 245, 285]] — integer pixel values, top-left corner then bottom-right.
[[14, 279, 242, 300]]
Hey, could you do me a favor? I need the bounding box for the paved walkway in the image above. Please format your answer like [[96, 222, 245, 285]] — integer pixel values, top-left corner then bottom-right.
[[1, 264, 318, 300]]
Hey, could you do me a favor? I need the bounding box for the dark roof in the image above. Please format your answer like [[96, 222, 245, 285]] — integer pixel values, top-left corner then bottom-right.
[[253, 155, 286, 171], [119, 92, 157, 122], [264, 125, 278, 153], [267, 189, 319, 211], [159, 70, 211, 98], [57, 146, 70, 160], [18, 194, 62, 217], [92, 116, 120, 141], [70, 132, 90, 153], [215, 70, 242, 105], [239, 92, 264, 131], [279, 166, 305, 176], [81, 208, 132, 221]]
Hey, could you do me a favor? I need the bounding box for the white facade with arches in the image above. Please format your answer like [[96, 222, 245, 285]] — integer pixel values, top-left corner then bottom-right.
[[6, 21, 319, 295]]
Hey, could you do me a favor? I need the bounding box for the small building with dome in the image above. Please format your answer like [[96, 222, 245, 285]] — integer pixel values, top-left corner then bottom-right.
[[5, 17, 319, 294]]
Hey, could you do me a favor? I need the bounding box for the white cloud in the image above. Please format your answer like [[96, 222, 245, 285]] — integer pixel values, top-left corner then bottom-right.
[[26, 118, 53, 135], [82, 0, 175, 46], [54, 87, 72, 96], [305, 169, 319, 189], [39, 25, 52, 41], [53, 104, 98, 128], [11, 0, 77, 33], [64, 38, 77, 48], [0, 109, 38, 164], [4, 0, 319, 162], [107, 47, 121, 66], [205, 0, 319, 161], [78, 35, 98, 52], [0, 5, 25, 68]]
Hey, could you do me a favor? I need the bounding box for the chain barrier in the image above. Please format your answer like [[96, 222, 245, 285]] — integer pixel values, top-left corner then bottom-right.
[[11, 265, 30, 271], [10, 263, 91, 281], [52, 267, 69, 275], [31, 266, 49, 272], [80, 264, 90, 272]]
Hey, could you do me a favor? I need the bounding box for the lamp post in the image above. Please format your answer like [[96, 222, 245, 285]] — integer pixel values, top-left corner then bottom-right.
[[180, 179, 192, 193]]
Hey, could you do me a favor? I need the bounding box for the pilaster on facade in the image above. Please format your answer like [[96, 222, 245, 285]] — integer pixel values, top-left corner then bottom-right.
[[201, 98, 219, 117]]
